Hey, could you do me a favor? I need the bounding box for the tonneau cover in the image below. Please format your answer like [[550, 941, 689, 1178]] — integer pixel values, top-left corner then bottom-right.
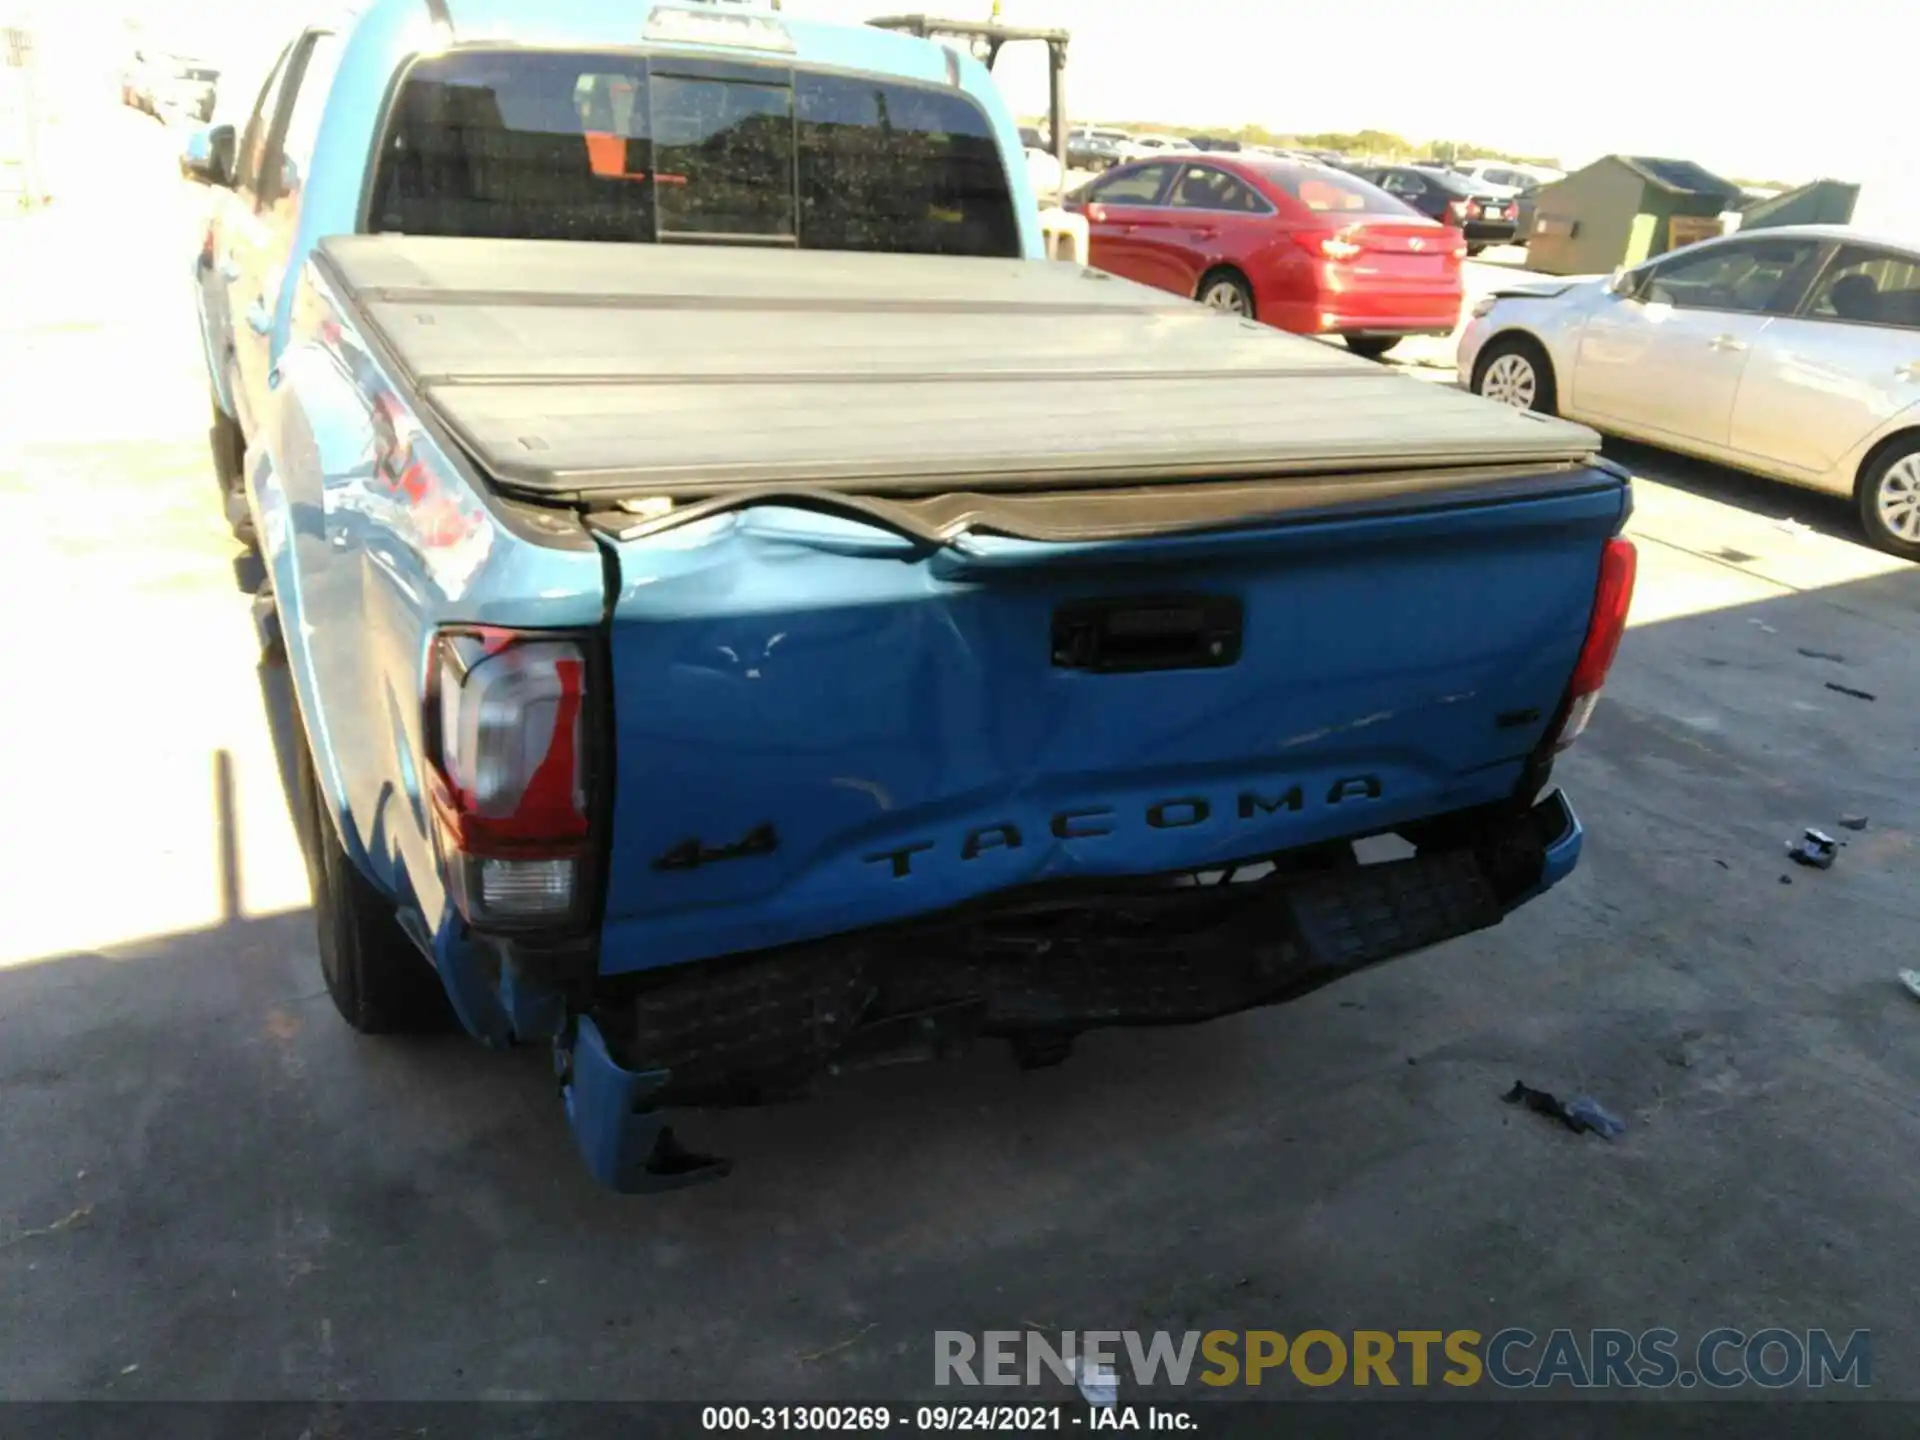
[[315, 235, 1602, 503]]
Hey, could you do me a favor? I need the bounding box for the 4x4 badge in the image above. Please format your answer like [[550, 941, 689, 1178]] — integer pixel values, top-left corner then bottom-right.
[[654, 823, 779, 872]]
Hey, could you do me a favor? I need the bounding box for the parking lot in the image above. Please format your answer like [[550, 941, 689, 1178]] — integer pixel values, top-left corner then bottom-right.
[[2, 106, 1917, 1410]]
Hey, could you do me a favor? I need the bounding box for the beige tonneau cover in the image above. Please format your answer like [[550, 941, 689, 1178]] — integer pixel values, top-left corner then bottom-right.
[[315, 235, 1603, 518]]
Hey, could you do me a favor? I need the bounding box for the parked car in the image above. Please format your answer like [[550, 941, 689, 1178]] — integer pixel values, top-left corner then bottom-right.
[[1453, 160, 1563, 192], [1445, 162, 1560, 244], [1351, 164, 1517, 254], [130, 50, 220, 121], [1460, 225, 1920, 555], [1067, 127, 1131, 171], [159, 56, 221, 122], [183, 0, 1630, 1193], [118, 50, 149, 109], [1067, 154, 1466, 357], [1118, 133, 1185, 162]]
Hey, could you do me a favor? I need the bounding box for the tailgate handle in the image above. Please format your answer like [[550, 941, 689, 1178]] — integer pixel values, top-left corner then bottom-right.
[[1052, 594, 1243, 673]]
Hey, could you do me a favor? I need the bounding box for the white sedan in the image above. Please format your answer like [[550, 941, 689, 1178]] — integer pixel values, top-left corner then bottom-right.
[[1458, 225, 1920, 556], [1117, 134, 1187, 163]]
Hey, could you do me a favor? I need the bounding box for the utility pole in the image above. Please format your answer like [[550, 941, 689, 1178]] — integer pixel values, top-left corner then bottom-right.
[[2, 22, 45, 209]]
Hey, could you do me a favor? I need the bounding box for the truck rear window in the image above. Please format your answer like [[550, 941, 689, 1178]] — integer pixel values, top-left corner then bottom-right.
[[368, 50, 1020, 258]]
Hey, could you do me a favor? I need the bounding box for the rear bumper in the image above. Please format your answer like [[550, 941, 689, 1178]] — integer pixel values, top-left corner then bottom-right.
[[562, 788, 1581, 1191], [1313, 288, 1462, 338], [1331, 322, 1457, 339], [1464, 221, 1519, 244]]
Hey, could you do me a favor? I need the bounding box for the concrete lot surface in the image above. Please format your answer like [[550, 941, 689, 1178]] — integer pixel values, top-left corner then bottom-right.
[[2, 109, 1917, 1415]]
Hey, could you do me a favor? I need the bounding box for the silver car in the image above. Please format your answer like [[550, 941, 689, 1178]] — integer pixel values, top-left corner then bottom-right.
[[1459, 225, 1920, 556]]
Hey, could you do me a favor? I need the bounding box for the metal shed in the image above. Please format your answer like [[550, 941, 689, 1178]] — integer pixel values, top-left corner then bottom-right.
[[1740, 178, 1860, 231], [1526, 155, 1741, 276]]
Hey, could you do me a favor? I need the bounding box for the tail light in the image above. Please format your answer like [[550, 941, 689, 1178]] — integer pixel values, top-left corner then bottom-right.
[[1294, 230, 1363, 261], [424, 626, 599, 932], [1445, 200, 1467, 226], [1548, 537, 1637, 751]]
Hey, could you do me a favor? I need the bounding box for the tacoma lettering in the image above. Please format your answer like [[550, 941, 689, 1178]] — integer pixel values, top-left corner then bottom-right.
[[861, 779, 1383, 878], [1052, 807, 1114, 838], [1239, 786, 1304, 817], [962, 823, 1022, 859], [1147, 798, 1209, 829]]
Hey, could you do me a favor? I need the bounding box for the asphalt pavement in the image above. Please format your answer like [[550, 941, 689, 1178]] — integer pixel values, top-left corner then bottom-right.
[[2, 105, 1917, 1415]]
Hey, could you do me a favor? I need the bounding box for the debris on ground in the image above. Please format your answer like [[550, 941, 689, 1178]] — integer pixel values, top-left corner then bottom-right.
[[1787, 829, 1839, 869], [1779, 875, 1793, 885], [1564, 1097, 1627, 1139], [1899, 970, 1920, 1003], [1797, 647, 1846, 662], [1824, 681, 1877, 702], [1502, 1082, 1627, 1139], [794, 1322, 877, 1365], [1749, 619, 1778, 634], [1839, 815, 1869, 832], [1075, 1357, 1119, 1406], [0, 1204, 93, 1249]]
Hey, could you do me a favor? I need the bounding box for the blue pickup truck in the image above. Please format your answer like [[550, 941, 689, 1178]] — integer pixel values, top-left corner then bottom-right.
[[183, 0, 1635, 1192]]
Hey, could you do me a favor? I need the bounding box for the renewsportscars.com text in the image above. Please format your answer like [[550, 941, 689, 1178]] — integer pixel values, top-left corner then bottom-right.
[[935, 1328, 1871, 1390]]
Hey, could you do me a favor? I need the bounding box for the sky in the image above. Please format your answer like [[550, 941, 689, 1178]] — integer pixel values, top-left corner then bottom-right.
[[795, 0, 1917, 228], [70, 0, 1920, 229]]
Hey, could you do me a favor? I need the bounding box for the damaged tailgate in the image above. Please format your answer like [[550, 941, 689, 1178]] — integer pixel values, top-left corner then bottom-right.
[[311, 235, 1624, 976]]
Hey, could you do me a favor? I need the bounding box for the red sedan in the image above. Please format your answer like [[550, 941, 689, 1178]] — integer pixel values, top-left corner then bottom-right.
[[1066, 156, 1466, 358]]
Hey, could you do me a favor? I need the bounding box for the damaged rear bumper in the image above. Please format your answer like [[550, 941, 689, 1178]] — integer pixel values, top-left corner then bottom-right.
[[562, 789, 1581, 1192]]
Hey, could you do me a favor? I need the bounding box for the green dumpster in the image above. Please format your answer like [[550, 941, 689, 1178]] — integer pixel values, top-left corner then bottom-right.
[[1526, 155, 1741, 276]]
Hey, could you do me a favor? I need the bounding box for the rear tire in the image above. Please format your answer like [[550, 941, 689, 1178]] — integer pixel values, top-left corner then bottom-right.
[[297, 732, 456, 1035], [210, 378, 254, 547], [1196, 269, 1255, 320], [1467, 243, 1489, 257], [1471, 334, 1558, 415], [1344, 335, 1401, 361], [1855, 435, 1920, 561]]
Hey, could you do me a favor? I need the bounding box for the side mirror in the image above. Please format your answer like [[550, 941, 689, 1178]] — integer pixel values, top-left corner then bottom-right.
[[181, 123, 235, 187]]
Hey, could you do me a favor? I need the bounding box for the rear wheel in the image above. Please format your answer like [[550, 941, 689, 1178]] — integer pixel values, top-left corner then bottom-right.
[[1856, 436, 1920, 561], [1467, 243, 1489, 257], [1196, 269, 1255, 320], [210, 374, 254, 546], [1344, 335, 1401, 361], [1471, 334, 1558, 416], [297, 732, 455, 1035]]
